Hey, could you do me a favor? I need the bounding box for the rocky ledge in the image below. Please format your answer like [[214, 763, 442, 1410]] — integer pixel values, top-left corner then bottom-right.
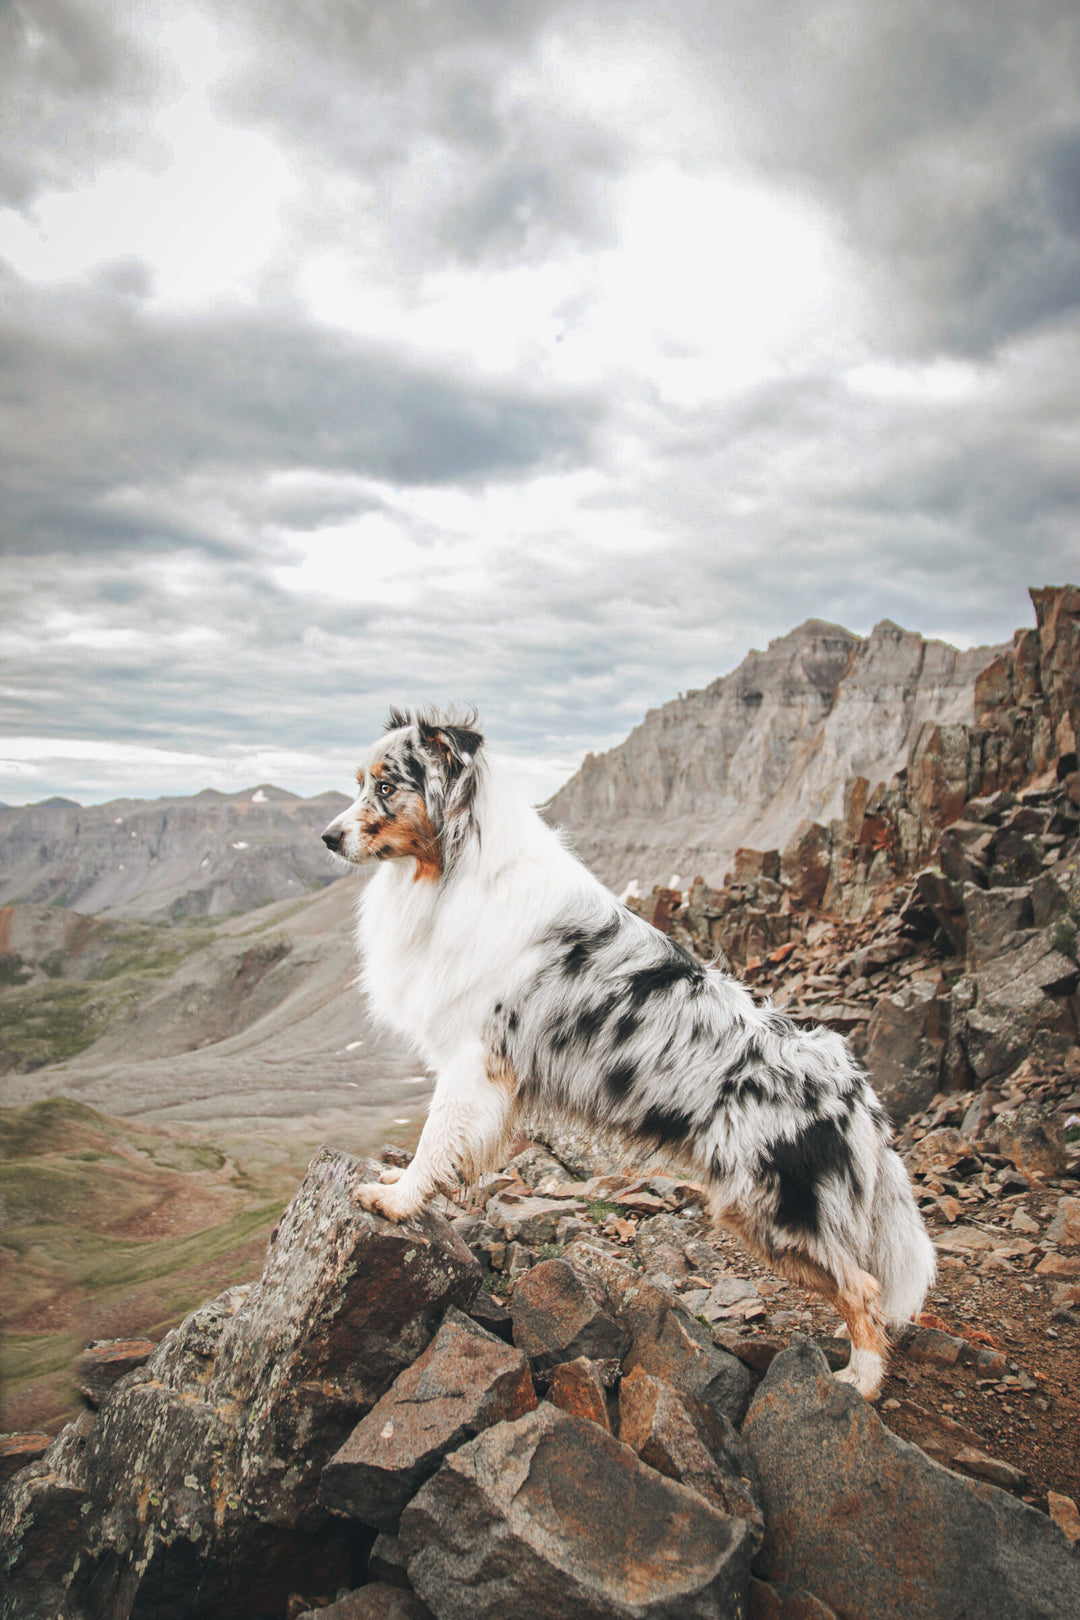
[[4, 1137, 1079, 1620]]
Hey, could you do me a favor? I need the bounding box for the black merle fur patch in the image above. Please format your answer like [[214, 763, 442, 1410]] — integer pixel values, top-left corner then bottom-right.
[[762, 1116, 855, 1235], [625, 953, 703, 1007], [605, 1060, 637, 1100], [553, 917, 620, 978], [574, 994, 621, 1044], [638, 1101, 695, 1149]]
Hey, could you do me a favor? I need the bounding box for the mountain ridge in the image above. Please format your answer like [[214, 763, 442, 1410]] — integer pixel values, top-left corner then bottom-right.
[[548, 615, 1006, 890]]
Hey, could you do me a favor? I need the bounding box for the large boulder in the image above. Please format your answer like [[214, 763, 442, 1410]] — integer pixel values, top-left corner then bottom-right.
[[864, 982, 947, 1122], [962, 934, 1078, 1081], [398, 1405, 753, 1619], [1, 1149, 481, 1620], [319, 1308, 536, 1531], [742, 1339, 1080, 1620]]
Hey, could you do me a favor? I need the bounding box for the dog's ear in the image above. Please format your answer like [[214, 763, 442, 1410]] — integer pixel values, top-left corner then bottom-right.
[[418, 718, 483, 775], [384, 706, 412, 734]]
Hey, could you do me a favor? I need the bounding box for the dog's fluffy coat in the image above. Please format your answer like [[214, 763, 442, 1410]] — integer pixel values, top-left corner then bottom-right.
[[322, 707, 935, 1396]]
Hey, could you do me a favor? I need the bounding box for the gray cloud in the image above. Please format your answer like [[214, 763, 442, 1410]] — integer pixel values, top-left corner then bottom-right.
[[1, 0, 1078, 807], [0, 266, 601, 556], [0, 0, 168, 206]]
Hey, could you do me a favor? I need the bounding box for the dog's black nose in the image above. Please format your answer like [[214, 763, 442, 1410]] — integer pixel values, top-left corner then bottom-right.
[[322, 829, 343, 852]]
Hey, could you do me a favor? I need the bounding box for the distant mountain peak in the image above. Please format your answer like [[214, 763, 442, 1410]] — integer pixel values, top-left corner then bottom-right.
[[549, 614, 1007, 890]]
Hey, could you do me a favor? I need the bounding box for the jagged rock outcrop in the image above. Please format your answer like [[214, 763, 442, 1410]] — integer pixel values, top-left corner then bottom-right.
[[548, 618, 1003, 891], [5, 1129, 1078, 1620], [0, 784, 350, 922], [629, 586, 1080, 1118]]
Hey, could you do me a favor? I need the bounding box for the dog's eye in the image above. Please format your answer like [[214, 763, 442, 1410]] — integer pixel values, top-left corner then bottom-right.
[[376, 781, 394, 798]]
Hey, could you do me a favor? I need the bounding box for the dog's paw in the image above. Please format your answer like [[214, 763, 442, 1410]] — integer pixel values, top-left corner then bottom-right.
[[835, 1352, 885, 1400], [378, 1166, 405, 1184], [353, 1181, 409, 1222]]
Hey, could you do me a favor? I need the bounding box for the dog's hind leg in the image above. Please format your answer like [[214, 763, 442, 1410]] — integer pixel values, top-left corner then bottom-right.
[[353, 1042, 515, 1223], [715, 1207, 888, 1398]]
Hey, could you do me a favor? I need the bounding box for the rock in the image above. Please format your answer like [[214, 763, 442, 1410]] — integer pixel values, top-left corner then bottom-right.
[[682, 1276, 761, 1323], [865, 982, 947, 1122], [466, 1291, 513, 1342], [566, 1243, 754, 1424], [319, 1308, 536, 1531], [910, 867, 967, 955], [296, 1585, 434, 1620], [909, 721, 973, 836], [1047, 1491, 1080, 1544], [734, 848, 782, 883], [905, 1128, 981, 1180], [368, 1530, 411, 1588], [781, 822, 833, 909], [398, 1405, 753, 1619], [742, 1339, 1080, 1620], [548, 1357, 612, 1430], [617, 1367, 763, 1544], [964, 884, 1034, 967], [486, 1193, 587, 1246], [1, 1149, 481, 1619], [634, 1212, 696, 1278], [963, 938, 1078, 1081], [204, 1150, 481, 1522], [511, 1258, 631, 1371], [1046, 1195, 1080, 1245], [989, 1105, 1069, 1179], [0, 1433, 51, 1485], [1034, 1253, 1080, 1277], [73, 1338, 156, 1407], [748, 1577, 839, 1619], [952, 1446, 1029, 1495]]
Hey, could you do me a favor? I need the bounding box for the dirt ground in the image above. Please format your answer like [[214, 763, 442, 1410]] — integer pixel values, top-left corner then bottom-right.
[[703, 1212, 1080, 1510]]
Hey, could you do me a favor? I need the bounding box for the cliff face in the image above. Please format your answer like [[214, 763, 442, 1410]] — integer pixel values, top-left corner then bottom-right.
[[548, 619, 1004, 890], [0, 785, 350, 923]]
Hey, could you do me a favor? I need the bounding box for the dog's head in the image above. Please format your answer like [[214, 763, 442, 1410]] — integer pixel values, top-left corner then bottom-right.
[[321, 707, 484, 881]]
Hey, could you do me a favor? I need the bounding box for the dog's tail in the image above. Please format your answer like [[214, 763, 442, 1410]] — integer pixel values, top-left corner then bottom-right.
[[868, 1146, 936, 1326]]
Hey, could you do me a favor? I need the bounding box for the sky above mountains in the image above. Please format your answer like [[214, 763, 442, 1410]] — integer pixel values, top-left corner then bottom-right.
[[2, 0, 1078, 806]]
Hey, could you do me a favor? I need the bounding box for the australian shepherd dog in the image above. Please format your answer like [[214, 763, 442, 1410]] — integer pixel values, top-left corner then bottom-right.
[[321, 707, 935, 1397]]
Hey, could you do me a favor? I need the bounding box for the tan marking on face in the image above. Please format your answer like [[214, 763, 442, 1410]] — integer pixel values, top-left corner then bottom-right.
[[365, 788, 443, 882]]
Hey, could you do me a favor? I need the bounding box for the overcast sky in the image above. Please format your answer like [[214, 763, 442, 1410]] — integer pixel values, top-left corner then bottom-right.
[[2, 0, 1078, 807]]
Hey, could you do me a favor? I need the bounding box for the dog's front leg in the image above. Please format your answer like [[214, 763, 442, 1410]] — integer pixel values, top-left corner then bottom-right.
[[353, 1043, 512, 1223]]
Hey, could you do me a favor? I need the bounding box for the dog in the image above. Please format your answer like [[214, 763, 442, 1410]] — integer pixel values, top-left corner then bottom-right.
[[321, 706, 935, 1398]]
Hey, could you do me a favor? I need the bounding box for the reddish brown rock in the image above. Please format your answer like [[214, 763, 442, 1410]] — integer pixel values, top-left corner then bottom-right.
[[905, 1128, 981, 1180], [742, 1339, 1080, 1620], [74, 1338, 156, 1408], [618, 1367, 763, 1543], [989, 1105, 1069, 1180], [511, 1257, 630, 1370], [749, 1577, 838, 1619], [399, 1405, 753, 1619], [952, 1446, 1028, 1495], [1045, 1195, 1080, 1246], [548, 1357, 611, 1430], [320, 1308, 536, 1530], [566, 1243, 753, 1424], [0, 1433, 51, 1485], [486, 1193, 587, 1246], [780, 822, 832, 909]]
